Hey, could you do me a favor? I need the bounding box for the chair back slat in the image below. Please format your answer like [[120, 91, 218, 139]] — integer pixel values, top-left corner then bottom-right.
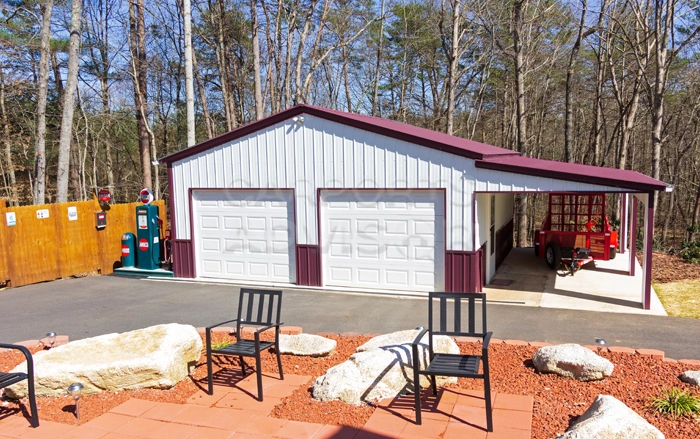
[[238, 288, 283, 326], [429, 292, 486, 337]]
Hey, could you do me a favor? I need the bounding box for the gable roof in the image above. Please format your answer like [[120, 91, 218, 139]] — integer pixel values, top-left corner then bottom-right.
[[160, 104, 668, 192]]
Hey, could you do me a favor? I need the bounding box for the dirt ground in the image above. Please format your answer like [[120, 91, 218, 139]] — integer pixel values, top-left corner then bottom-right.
[[2, 334, 699, 438]]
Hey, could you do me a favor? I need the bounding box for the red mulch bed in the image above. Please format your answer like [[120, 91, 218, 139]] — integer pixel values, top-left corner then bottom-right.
[[645, 251, 700, 284], [2, 335, 699, 438]]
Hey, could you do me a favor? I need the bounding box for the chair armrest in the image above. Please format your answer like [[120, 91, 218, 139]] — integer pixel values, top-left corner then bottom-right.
[[411, 327, 429, 372], [0, 344, 34, 376], [254, 323, 283, 335], [205, 319, 238, 332], [0, 344, 32, 361], [482, 332, 493, 354]]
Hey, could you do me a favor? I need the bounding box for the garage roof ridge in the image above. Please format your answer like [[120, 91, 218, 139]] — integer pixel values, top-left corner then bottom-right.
[[160, 104, 668, 193]]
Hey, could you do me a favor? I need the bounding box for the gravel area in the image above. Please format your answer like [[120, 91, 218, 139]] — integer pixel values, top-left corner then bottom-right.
[[2, 335, 699, 438]]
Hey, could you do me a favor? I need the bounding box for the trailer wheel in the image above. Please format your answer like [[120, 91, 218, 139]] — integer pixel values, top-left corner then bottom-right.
[[545, 242, 561, 269], [610, 247, 616, 260]]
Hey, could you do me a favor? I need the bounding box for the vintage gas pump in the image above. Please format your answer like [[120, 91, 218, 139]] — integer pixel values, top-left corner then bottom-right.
[[136, 188, 161, 270]]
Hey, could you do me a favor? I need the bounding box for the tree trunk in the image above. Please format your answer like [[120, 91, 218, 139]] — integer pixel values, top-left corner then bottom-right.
[[183, 0, 196, 147], [192, 47, 214, 138], [33, 0, 54, 205], [371, 0, 386, 116], [0, 73, 18, 206], [56, 0, 83, 203], [442, 0, 461, 135], [251, 0, 263, 119], [513, 0, 529, 247], [51, 50, 64, 106], [129, 0, 152, 189], [564, 0, 588, 162], [691, 182, 700, 242]]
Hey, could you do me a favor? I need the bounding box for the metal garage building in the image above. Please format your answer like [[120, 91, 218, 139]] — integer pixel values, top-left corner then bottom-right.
[[160, 105, 668, 308]]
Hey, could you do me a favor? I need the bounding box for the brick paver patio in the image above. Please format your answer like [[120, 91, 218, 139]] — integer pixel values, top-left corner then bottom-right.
[[0, 374, 532, 439]]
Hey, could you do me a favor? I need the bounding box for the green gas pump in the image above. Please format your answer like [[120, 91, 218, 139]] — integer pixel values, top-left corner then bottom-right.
[[136, 189, 161, 270]]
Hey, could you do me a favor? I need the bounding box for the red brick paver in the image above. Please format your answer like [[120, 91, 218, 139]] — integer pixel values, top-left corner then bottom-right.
[[0, 374, 532, 439]]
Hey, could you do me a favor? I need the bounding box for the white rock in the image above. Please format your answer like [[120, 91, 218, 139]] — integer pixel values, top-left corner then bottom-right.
[[278, 334, 336, 357], [680, 370, 700, 387], [4, 324, 202, 399], [312, 329, 460, 404], [533, 344, 614, 381], [556, 395, 665, 439]]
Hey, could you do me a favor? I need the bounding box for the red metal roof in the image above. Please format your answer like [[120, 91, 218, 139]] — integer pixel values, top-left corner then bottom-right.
[[160, 104, 668, 192]]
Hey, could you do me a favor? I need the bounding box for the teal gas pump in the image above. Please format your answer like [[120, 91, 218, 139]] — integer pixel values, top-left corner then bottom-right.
[[136, 189, 161, 270]]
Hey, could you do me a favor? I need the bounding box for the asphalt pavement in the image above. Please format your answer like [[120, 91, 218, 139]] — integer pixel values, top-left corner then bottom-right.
[[1, 275, 699, 360]]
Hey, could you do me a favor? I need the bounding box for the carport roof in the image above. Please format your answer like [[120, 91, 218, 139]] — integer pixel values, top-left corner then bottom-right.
[[160, 104, 668, 192]]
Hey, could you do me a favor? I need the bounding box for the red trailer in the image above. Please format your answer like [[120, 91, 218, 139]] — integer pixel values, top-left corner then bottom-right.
[[534, 193, 618, 275]]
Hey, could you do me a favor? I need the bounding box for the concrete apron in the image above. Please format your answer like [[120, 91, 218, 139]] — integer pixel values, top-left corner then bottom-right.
[[484, 248, 666, 316]]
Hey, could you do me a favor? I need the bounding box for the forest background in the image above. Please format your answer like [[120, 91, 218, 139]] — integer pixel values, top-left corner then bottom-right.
[[1, 0, 699, 249]]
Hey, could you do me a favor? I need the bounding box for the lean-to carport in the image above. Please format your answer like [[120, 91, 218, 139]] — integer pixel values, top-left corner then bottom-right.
[[474, 155, 671, 311]]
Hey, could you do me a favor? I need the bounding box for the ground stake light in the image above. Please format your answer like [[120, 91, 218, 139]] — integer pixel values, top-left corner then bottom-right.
[[67, 383, 84, 420], [46, 332, 57, 348], [595, 338, 606, 355]]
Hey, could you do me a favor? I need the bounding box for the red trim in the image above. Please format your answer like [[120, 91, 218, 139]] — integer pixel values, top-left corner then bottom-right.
[[316, 188, 447, 291], [475, 156, 666, 192], [444, 250, 483, 293], [643, 193, 654, 310], [160, 105, 516, 165], [630, 196, 638, 277], [172, 239, 194, 278], [620, 194, 627, 254], [188, 188, 297, 283], [296, 245, 321, 286], [167, 164, 176, 239]]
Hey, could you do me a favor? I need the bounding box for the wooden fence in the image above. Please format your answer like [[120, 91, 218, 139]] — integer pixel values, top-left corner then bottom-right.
[[0, 198, 166, 288]]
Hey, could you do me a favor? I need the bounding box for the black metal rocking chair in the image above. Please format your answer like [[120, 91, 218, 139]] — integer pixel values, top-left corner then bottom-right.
[[0, 343, 39, 427], [411, 292, 492, 431], [206, 288, 284, 401]]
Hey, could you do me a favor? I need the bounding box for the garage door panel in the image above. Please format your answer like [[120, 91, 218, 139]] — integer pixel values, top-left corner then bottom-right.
[[322, 190, 445, 292], [193, 190, 295, 283]]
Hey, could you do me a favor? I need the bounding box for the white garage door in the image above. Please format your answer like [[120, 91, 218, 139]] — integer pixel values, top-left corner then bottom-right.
[[321, 190, 445, 292], [192, 190, 296, 283]]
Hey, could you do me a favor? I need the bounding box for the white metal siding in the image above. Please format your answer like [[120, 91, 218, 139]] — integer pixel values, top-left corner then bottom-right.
[[172, 115, 621, 251]]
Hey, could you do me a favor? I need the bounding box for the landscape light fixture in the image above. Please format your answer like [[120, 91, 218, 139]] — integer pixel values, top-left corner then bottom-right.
[[595, 338, 606, 355], [46, 332, 57, 348], [67, 383, 84, 420]]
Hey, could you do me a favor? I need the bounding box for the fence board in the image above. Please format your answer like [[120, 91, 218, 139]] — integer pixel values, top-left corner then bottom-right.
[[0, 200, 8, 284], [0, 199, 167, 287]]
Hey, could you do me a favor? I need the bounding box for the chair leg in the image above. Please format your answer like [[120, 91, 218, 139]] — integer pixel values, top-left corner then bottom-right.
[[206, 348, 214, 395], [27, 377, 39, 428], [240, 356, 247, 377], [413, 369, 422, 425], [484, 373, 493, 432], [255, 352, 264, 402], [430, 376, 437, 395], [276, 347, 284, 380]]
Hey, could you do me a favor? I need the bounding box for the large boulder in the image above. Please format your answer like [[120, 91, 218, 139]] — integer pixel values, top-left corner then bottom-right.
[[4, 324, 202, 399], [278, 334, 336, 357], [556, 395, 664, 439], [680, 370, 700, 387], [533, 344, 614, 381], [312, 329, 459, 404]]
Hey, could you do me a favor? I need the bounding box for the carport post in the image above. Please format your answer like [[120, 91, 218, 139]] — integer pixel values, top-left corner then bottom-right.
[[642, 192, 654, 310], [629, 196, 637, 277], [620, 194, 628, 254]]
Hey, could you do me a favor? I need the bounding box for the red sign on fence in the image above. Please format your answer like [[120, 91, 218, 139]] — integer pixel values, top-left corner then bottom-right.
[[98, 189, 111, 203]]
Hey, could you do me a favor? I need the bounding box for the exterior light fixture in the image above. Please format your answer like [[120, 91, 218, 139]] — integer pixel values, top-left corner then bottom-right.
[[67, 383, 84, 420], [595, 338, 606, 355], [46, 332, 57, 348]]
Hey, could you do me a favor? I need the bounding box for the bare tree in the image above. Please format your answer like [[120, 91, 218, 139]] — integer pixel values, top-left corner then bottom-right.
[[251, 0, 264, 119], [0, 71, 18, 205], [56, 0, 84, 202], [33, 0, 54, 205], [183, 0, 195, 146], [129, 0, 152, 190]]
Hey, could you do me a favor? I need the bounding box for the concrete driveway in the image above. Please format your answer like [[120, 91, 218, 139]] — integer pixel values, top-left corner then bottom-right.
[[1, 275, 699, 360]]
